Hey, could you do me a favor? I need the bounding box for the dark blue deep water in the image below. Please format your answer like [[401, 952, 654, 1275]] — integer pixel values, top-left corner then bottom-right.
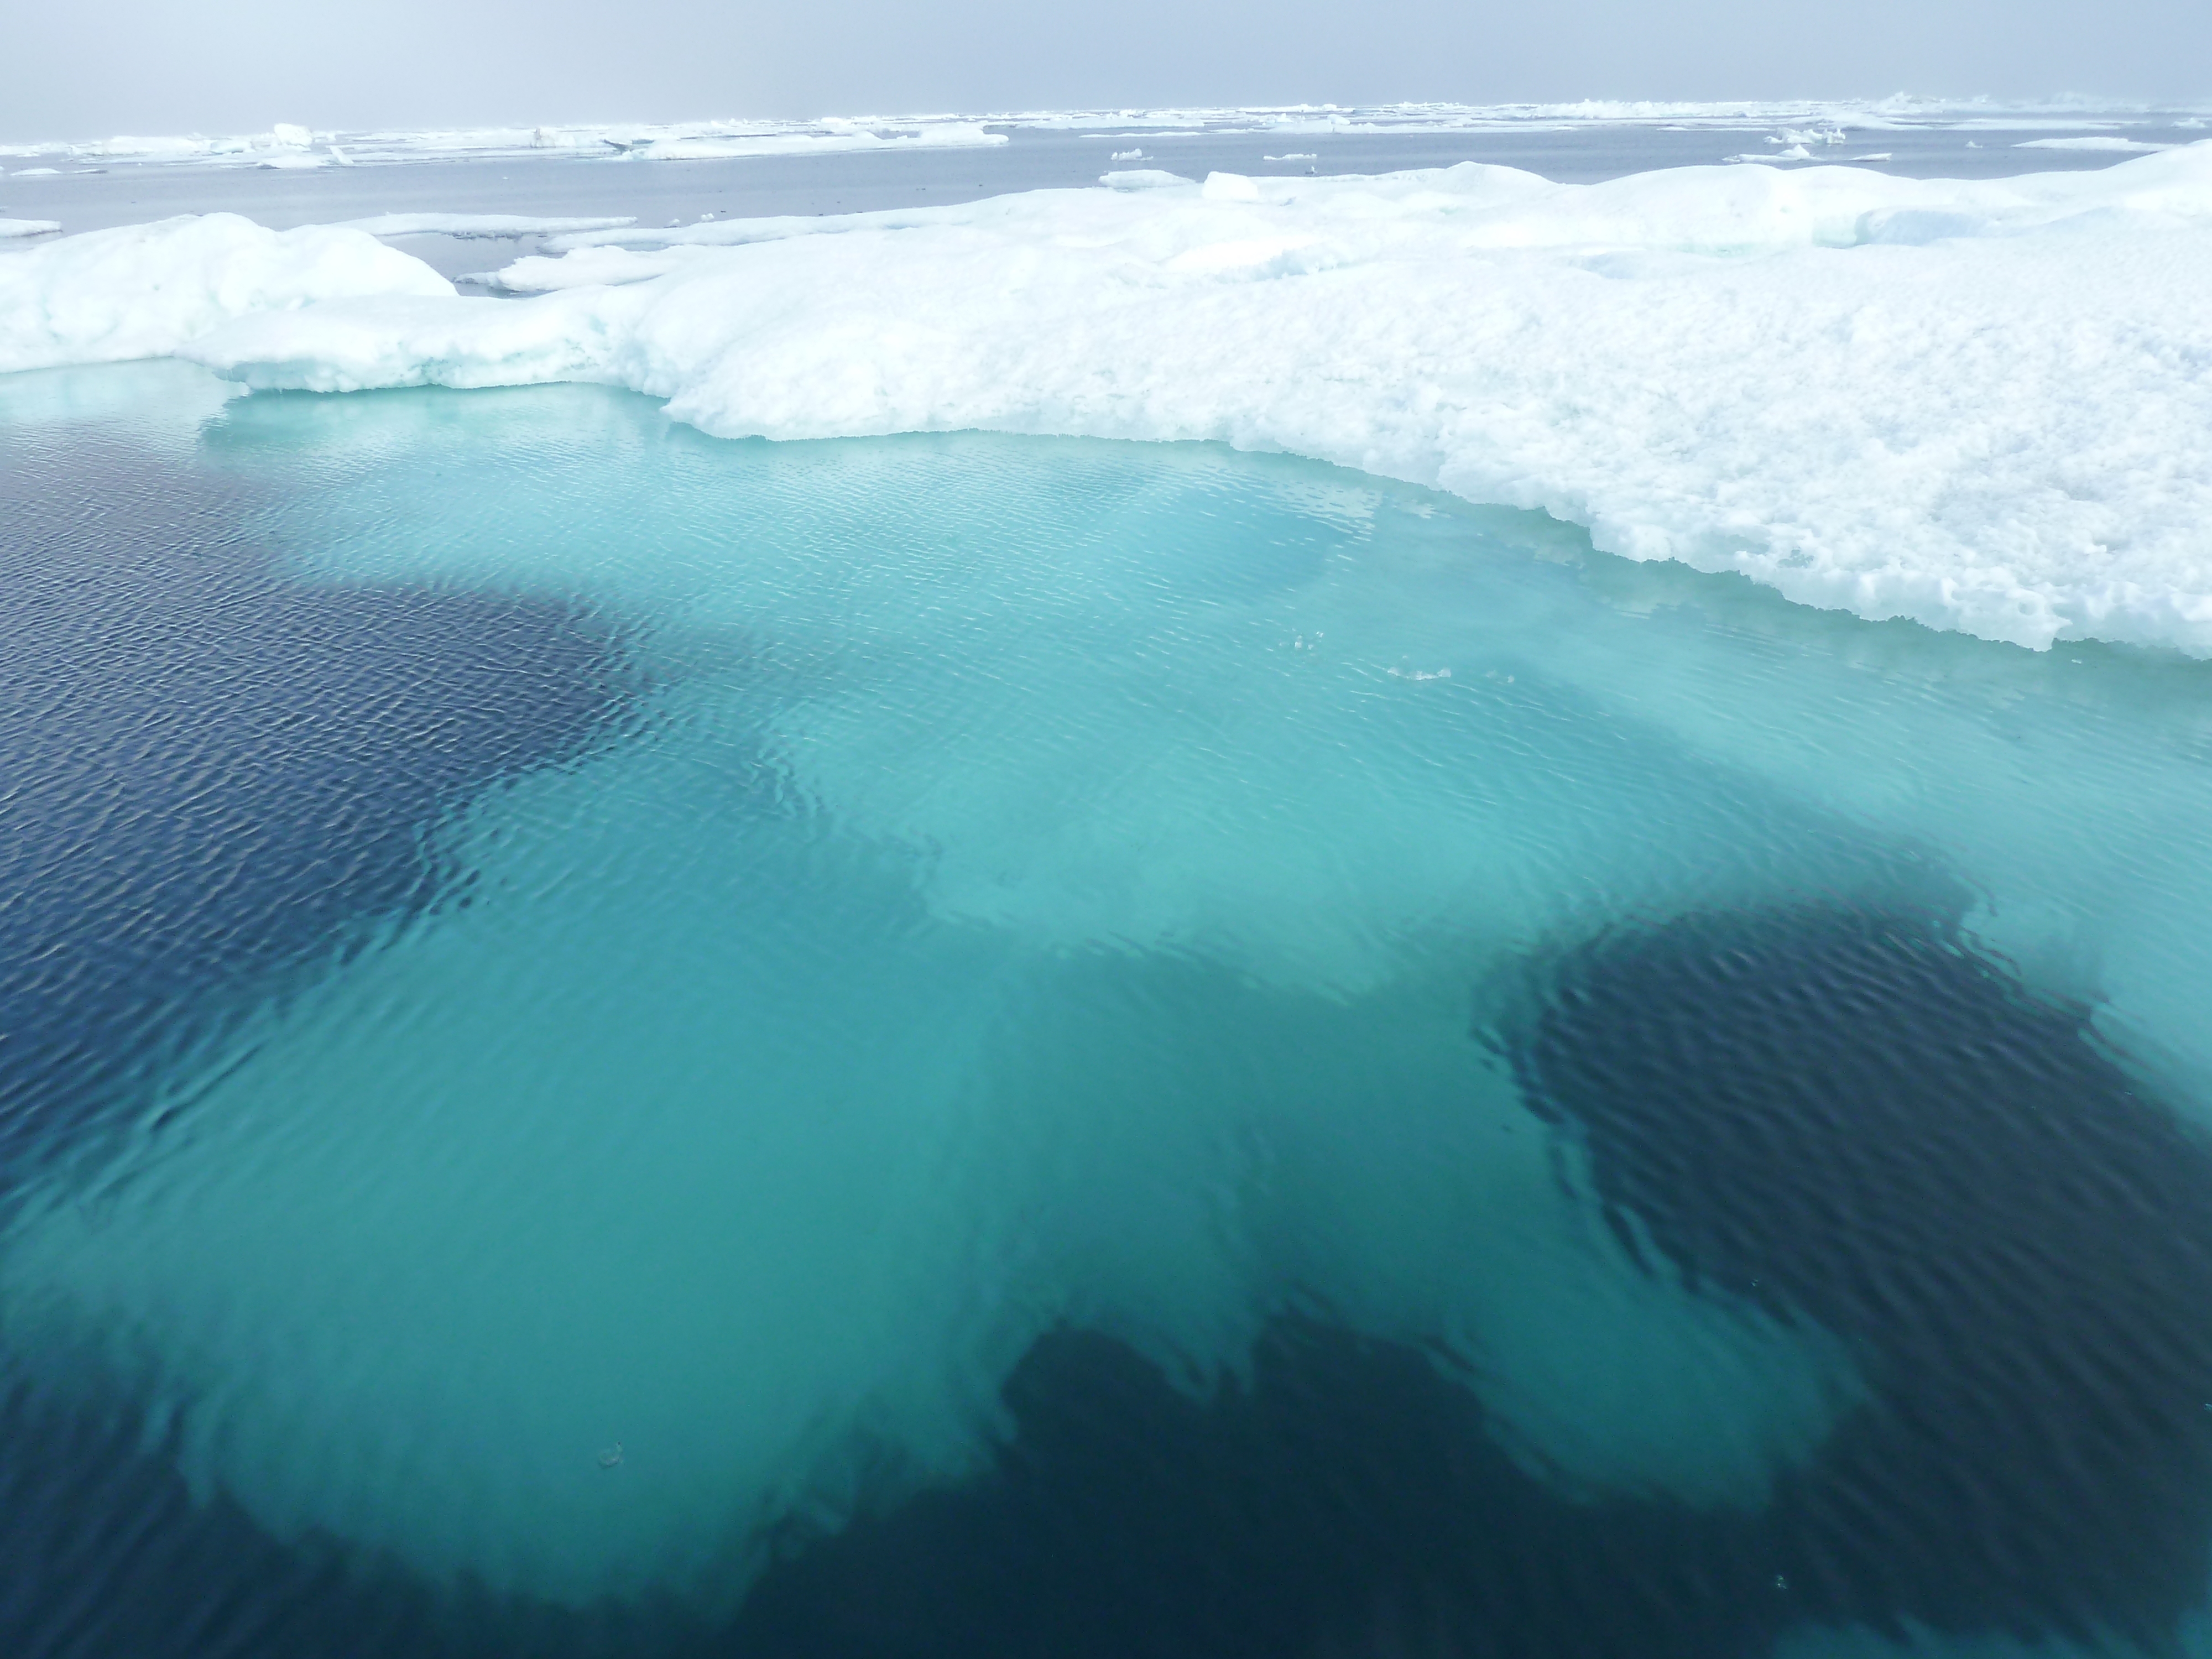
[[7, 367, 2212, 1659]]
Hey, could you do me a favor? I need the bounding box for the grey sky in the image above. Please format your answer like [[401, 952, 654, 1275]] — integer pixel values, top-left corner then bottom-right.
[[9, 0, 2210, 142]]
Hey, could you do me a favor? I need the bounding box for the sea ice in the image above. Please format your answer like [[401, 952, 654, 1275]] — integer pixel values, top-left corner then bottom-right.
[[1099, 168, 1194, 189], [336, 212, 638, 239], [8, 146, 2212, 652], [627, 122, 1006, 160], [0, 214, 450, 375], [192, 143, 2212, 652], [2018, 135, 2176, 152]]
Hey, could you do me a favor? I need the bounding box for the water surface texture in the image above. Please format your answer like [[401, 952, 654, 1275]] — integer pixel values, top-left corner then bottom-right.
[[6, 366, 2212, 1659]]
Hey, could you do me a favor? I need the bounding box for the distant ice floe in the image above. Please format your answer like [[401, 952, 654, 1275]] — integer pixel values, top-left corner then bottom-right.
[[8, 144, 2212, 655], [0, 217, 61, 238], [0, 116, 1010, 170], [2017, 135, 2176, 152], [336, 213, 637, 239], [3, 97, 2205, 172], [619, 122, 1006, 161]]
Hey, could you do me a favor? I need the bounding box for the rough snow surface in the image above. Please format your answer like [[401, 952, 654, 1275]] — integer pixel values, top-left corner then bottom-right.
[[161, 147, 2212, 653], [0, 213, 451, 374]]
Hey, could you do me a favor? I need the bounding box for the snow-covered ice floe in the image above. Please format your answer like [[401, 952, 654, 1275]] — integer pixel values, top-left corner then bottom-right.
[[2017, 135, 2177, 153], [0, 217, 61, 238], [0, 215, 448, 372], [10, 145, 2212, 653]]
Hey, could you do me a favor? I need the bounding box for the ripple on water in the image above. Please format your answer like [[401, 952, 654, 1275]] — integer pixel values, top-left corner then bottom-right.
[[5, 367, 2212, 1659]]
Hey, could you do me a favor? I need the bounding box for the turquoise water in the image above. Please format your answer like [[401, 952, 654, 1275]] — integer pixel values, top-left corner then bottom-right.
[[7, 364, 2212, 1656]]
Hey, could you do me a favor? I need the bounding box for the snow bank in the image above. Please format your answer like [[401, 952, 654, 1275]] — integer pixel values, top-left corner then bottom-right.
[[0, 214, 451, 375], [161, 145, 2212, 653]]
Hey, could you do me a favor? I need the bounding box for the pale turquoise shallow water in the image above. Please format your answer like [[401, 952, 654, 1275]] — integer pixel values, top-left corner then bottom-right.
[[7, 363, 2212, 1658]]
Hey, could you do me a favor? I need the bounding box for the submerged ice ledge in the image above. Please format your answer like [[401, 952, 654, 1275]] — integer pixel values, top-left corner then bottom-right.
[[9, 146, 2212, 652]]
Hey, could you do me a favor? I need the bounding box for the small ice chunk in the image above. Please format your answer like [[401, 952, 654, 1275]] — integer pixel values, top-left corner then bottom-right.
[[1110, 148, 1144, 160], [0, 218, 61, 238]]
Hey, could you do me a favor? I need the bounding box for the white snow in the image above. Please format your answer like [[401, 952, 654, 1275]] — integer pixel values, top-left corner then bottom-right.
[[0, 218, 61, 238], [0, 213, 450, 375], [11, 147, 2212, 653]]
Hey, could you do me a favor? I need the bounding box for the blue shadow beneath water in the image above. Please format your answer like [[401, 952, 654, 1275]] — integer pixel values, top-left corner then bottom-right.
[[8, 414, 2212, 1659], [0, 425, 643, 1177], [12, 898, 2212, 1659]]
